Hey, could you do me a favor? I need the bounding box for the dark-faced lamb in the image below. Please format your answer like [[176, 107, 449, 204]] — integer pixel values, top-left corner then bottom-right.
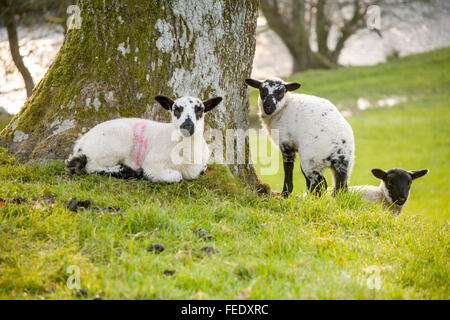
[[245, 77, 355, 197], [350, 168, 429, 214], [65, 95, 222, 183]]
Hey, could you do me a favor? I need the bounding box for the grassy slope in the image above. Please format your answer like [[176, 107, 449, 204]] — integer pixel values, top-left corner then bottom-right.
[[251, 47, 450, 221], [0, 48, 449, 299]]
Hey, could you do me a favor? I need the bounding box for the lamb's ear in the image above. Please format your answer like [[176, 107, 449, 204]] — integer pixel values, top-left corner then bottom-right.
[[285, 82, 301, 91], [245, 78, 262, 89], [155, 95, 174, 111], [409, 169, 429, 180], [371, 168, 387, 180], [203, 97, 223, 113]]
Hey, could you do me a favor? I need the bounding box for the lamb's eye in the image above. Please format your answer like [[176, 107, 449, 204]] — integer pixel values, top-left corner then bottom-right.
[[276, 91, 284, 99], [173, 106, 183, 118], [195, 106, 203, 118]]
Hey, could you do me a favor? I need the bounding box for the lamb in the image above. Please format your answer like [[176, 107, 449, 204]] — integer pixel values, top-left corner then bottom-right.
[[350, 168, 429, 214], [65, 95, 222, 183], [245, 77, 355, 197]]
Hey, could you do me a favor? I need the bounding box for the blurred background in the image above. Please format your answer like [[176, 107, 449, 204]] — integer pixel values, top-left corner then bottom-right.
[[0, 0, 449, 116]]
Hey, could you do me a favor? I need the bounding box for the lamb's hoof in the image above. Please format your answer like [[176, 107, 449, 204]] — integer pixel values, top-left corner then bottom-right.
[[281, 191, 290, 198], [135, 168, 144, 179], [119, 164, 141, 180]]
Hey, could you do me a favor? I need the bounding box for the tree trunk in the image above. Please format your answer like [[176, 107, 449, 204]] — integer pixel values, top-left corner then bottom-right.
[[260, 0, 333, 73], [0, 0, 266, 189], [1, 0, 35, 97]]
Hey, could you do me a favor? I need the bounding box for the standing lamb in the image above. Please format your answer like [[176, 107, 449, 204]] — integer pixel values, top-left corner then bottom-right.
[[350, 168, 429, 214], [65, 95, 222, 183], [245, 77, 354, 197]]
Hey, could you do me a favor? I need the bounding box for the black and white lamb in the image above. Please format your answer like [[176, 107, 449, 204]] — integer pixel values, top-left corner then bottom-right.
[[245, 77, 355, 197], [65, 95, 222, 183], [351, 168, 429, 214]]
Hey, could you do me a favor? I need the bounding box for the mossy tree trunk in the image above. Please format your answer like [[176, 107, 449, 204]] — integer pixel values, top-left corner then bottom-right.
[[0, 0, 266, 188]]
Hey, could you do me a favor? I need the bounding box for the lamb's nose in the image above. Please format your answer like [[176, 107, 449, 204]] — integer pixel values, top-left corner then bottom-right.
[[180, 119, 195, 136]]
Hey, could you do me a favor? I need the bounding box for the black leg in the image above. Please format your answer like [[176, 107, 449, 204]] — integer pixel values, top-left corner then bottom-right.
[[282, 162, 294, 197], [98, 164, 143, 180], [301, 167, 311, 191], [280, 142, 296, 198], [309, 171, 327, 197], [118, 164, 143, 179], [331, 161, 349, 196]]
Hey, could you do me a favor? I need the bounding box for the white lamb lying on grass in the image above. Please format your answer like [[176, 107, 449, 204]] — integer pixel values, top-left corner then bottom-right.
[[350, 168, 429, 214], [65, 95, 222, 183]]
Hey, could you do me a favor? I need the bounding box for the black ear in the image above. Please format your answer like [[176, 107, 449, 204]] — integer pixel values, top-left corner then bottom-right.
[[245, 78, 262, 89], [409, 169, 429, 180], [203, 97, 223, 112], [285, 82, 301, 91], [155, 95, 174, 111], [371, 168, 387, 180]]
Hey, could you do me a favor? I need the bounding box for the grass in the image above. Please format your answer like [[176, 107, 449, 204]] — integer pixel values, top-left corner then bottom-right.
[[0, 48, 449, 299]]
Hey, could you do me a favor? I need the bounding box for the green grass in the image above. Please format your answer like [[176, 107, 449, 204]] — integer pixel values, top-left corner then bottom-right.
[[1, 48, 449, 299]]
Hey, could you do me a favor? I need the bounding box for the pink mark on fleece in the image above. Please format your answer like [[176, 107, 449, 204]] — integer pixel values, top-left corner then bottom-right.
[[132, 122, 148, 167]]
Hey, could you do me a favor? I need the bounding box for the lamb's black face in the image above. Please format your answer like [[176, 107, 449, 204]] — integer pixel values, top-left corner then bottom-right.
[[384, 169, 412, 205], [245, 78, 301, 115], [372, 168, 429, 206], [259, 80, 286, 115]]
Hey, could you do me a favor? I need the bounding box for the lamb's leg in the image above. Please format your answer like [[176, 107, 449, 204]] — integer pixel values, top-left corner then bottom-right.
[[141, 166, 182, 183], [115, 164, 143, 179], [301, 167, 311, 191], [306, 171, 327, 196], [84, 159, 137, 179], [330, 166, 349, 196], [331, 158, 350, 196], [280, 142, 296, 197], [87, 163, 122, 176]]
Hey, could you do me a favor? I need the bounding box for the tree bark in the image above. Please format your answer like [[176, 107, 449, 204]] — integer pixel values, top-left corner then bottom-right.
[[1, 0, 35, 97], [260, 0, 329, 73], [0, 0, 266, 189]]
